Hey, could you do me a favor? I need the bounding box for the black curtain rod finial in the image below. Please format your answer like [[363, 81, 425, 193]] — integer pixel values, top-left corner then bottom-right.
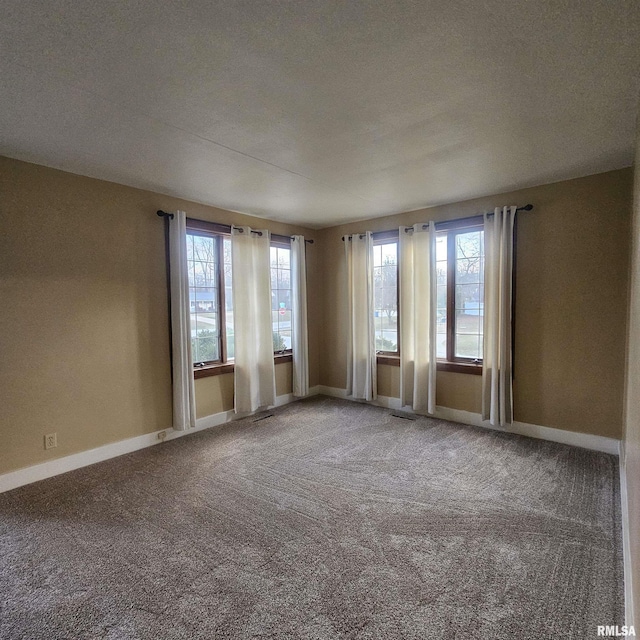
[[157, 210, 174, 220]]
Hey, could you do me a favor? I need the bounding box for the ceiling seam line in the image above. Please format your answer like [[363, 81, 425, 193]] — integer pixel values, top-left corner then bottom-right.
[[4, 57, 383, 206]]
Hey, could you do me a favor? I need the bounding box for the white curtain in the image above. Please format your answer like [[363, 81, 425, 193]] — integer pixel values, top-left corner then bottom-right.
[[482, 206, 517, 427], [291, 236, 309, 397], [399, 223, 437, 413], [169, 210, 196, 430], [345, 232, 376, 401], [231, 226, 276, 413]]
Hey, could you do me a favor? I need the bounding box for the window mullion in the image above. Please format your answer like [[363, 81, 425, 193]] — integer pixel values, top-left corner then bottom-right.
[[217, 234, 227, 364], [446, 231, 456, 362]]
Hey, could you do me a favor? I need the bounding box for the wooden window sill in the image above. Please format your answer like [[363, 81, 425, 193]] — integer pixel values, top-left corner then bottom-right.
[[194, 353, 293, 379], [375, 355, 482, 375], [193, 363, 234, 379], [436, 361, 482, 375]]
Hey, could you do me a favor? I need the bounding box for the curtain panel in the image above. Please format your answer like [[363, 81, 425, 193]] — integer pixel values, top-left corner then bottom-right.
[[345, 232, 377, 401], [231, 226, 276, 413], [399, 223, 437, 414], [482, 206, 517, 427], [291, 236, 310, 397], [168, 210, 196, 431]]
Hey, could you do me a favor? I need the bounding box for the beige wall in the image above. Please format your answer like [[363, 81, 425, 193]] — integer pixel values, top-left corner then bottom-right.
[[0, 157, 319, 474], [318, 169, 632, 438], [623, 127, 640, 625], [0, 156, 633, 477], [194, 363, 293, 418]]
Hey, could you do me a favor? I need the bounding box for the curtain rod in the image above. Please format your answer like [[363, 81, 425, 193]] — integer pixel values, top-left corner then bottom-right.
[[342, 204, 533, 241], [156, 211, 314, 243]]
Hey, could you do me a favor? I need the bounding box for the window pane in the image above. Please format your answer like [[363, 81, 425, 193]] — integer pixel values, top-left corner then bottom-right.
[[373, 241, 398, 352], [456, 231, 483, 260], [271, 245, 292, 352], [375, 315, 396, 352], [273, 331, 287, 351], [373, 266, 382, 288], [190, 314, 199, 362], [381, 264, 396, 288], [434, 228, 485, 362], [223, 237, 233, 360], [205, 261, 217, 287], [193, 287, 217, 312], [455, 284, 482, 311], [454, 307, 482, 359], [279, 330, 291, 350], [196, 312, 218, 333], [382, 331, 397, 347], [436, 334, 447, 359], [277, 247, 290, 269], [436, 261, 447, 286], [436, 233, 448, 360], [278, 287, 290, 310], [187, 231, 221, 364], [226, 333, 235, 359], [456, 258, 482, 284], [193, 261, 207, 287], [278, 268, 291, 290], [381, 242, 396, 266], [455, 309, 482, 334], [436, 284, 447, 309], [455, 333, 480, 359], [454, 230, 483, 361], [197, 335, 219, 362], [193, 235, 216, 262], [278, 289, 291, 311]]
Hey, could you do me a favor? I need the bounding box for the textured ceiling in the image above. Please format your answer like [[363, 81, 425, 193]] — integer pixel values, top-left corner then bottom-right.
[[1, 1, 639, 228]]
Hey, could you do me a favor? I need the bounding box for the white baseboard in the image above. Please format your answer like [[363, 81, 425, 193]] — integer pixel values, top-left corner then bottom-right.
[[317, 386, 620, 455], [0, 391, 304, 495], [317, 385, 348, 399], [620, 442, 635, 629], [1, 384, 619, 494]]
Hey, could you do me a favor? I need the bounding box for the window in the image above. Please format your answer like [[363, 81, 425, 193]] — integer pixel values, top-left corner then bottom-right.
[[184, 220, 296, 376], [373, 240, 398, 353], [436, 225, 485, 367], [270, 243, 292, 353], [186, 226, 232, 367], [369, 224, 483, 371]]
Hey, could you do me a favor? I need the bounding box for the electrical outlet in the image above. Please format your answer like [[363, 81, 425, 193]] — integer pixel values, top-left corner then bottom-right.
[[44, 433, 57, 450], [157, 430, 167, 442]]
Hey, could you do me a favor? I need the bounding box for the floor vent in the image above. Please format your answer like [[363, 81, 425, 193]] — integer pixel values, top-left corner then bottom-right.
[[253, 413, 274, 422], [390, 411, 416, 421]]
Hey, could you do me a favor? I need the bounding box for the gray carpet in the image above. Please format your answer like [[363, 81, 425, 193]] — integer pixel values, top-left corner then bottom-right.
[[0, 396, 623, 639]]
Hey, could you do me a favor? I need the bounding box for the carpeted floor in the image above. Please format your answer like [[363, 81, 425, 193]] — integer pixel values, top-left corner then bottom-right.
[[0, 396, 623, 639]]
